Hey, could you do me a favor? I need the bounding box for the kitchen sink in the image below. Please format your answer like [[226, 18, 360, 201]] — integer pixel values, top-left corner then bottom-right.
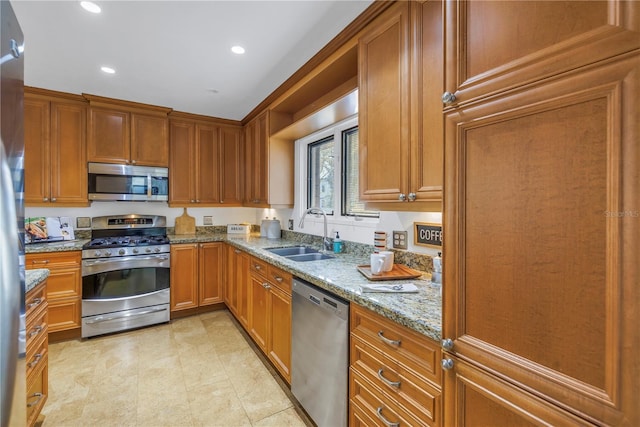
[[285, 253, 334, 262], [266, 246, 334, 262], [266, 246, 320, 256]]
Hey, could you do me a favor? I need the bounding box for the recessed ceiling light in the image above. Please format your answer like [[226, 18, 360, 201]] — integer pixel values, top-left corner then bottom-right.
[[100, 66, 115, 74], [231, 46, 245, 55], [80, 1, 101, 14]]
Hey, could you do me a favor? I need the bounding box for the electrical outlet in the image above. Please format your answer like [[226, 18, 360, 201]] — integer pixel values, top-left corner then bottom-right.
[[392, 230, 408, 249], [288, 219, 294, 230], [203, 216, 213, 226], [76, 217, 91, 229]]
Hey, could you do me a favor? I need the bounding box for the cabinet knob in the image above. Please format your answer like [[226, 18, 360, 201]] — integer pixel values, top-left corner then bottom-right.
[[442, 338, 454, 350], [125, 160, 130, 164], [262, 282, 271, 290], [196, 200, 200, 203], [43, 197, 48, 202], [234, 249, 241, 254], [442, 91, 457, 105], [51, 197, 57, 202], [190, 200, 195, 203], [131, 159, 137, 164], [220, 200, 224, 203], [398, 193, 406, 202], [254, 264, 261, 270], [441, 358, 454, 370], [408, 192, 416, 202]]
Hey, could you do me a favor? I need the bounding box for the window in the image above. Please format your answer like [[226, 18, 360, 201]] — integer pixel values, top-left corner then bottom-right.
[[297, 116, 378, 222]]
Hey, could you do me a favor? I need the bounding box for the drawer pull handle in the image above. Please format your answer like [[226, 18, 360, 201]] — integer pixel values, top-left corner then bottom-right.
[[29, 325, 43, 338], [262, 282, 271, 290], [376, 407, 399, 427], [31, 260, 49, 264], [254, 264, 262, 270], [377, 368, 401, 388], [273, 276, 283, 282], [27, 392, 44, 408], [234, 249, 241, 254], [378, 331, 401, 346], [28, 353, 43, 368], [28, 297, 43, 308]]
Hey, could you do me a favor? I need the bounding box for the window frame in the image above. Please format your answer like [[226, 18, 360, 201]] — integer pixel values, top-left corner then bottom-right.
[[294, 115, 379, 227]]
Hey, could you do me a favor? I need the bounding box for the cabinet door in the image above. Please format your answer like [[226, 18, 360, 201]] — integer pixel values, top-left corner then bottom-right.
[[195, 123, 220, 204], [268, 285, 291, 383], [131, 112, 169, 167], [219, 126, 243, 205], [24, 96, 51, 204], [50, 100, 88, 205], [198, 242, 223, 306], [169, 120, 196, 205], [358, 2, 410, 202], [248, 273, 269, 352], [170, 244, 199, 311], [244, 112, 268, 206], [224, 245, 240, 314], [442, 356, 591, 427], [411, 0, 443, 201], [88, 107, 130, 164], [444, 0, 640, 105], [443, 55, 639, 425], [236, 251, 250, 329]]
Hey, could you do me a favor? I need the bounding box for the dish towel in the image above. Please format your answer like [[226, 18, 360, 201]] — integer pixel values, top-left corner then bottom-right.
[[360, 283, 419, 293]]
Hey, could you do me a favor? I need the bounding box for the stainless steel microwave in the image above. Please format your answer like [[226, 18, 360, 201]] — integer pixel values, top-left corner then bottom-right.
[[88, 162, 169, 202]]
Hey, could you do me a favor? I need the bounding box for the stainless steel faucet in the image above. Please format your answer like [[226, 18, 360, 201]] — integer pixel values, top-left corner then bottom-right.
[[299, 207, 332, 251]]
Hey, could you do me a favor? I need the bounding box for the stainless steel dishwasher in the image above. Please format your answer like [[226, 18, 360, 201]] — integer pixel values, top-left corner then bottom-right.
[[291, 277, 349, 427]]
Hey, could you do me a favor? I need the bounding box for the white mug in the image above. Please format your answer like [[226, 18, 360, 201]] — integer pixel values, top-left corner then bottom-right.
[[379, 251, 394, 272], [370, 253, 385, 275]]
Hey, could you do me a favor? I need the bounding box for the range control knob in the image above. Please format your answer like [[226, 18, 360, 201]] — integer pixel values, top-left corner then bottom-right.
[[118, 249, 126, 256], [133, 248, 139, 254], [93, 251, 101, 258], [145, 247, 152, 253], [104, 251, 112, 257], [154, 247, 161, 253]]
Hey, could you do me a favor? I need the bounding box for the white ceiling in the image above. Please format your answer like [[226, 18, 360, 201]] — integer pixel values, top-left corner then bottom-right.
[[11, 0, 373, 121]]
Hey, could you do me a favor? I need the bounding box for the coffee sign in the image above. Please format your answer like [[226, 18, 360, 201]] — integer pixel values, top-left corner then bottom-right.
[[414, 222, 442, 248]]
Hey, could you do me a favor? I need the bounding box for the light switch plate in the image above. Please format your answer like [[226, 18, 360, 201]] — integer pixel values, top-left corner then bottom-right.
[[77, 217, 91, 229], [392, 230, 408, 249], [203, 216, 213, 226]]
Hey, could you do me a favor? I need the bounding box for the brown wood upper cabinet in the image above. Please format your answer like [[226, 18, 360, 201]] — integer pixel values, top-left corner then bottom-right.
[[169, 112, 243, 206], [358, 1, 443, 206], [442, 1, 639, 425], [24, 88, 89, 206], [85, 94, 171, 167], [243, 110, 294, 208]]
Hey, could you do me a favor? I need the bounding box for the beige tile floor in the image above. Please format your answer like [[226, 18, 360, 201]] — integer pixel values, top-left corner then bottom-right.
[[41, 310, 313, 427]]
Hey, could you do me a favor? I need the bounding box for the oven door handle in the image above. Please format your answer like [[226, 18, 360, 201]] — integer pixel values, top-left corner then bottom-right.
[[82, 255, 170, 276], [84, 306, 167, 324]]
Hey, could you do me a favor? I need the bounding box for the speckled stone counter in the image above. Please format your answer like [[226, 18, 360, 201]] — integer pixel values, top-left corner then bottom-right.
[[25, 239, 88, 253], [26, 268, 50, 293], [169, 233, 442, 341]]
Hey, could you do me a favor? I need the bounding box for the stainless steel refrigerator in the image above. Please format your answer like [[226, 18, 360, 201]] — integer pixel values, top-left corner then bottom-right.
[[0, 1, 24, 426]]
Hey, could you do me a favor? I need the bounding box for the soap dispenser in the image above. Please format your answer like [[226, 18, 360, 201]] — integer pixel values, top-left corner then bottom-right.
[[333, 232, 344, 253]]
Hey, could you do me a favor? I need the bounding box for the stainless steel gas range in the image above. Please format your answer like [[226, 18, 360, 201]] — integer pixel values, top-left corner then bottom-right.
[[81, 214, 170, 338]]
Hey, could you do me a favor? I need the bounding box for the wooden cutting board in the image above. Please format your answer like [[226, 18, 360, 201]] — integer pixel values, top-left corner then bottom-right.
[[174, 208, 195, 235], [357, 264, 423, 281]]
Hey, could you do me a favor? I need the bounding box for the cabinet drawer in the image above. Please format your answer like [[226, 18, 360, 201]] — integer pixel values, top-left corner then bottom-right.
[[249, 256, 268, 277], [26, 330, 48, 380], [350, 368, 427, 427], [48, 297, 81, 332], [351, 335, 440, 426], [26, 281, 47, 321], [26, 252, 81, 299], [26, 354, 48, 427], [267, 264, 291, 294], [351, 304, 441, 384], [26, 307, 48, 352], [26, 251, 81, 270]]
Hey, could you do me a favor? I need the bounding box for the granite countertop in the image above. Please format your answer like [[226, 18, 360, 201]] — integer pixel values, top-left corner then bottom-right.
[[25, 239, 88, 253], [170, 233, 442, 342], [25, 232, 442, 341], [26, 268, 50, 293]]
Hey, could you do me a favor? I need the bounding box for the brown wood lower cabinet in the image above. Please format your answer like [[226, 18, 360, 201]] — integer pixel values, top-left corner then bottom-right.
[[25, 251, 81, 337], [350, 304, 442, 427], [224, 244, 250, 329], [247, 256, 292, 383], [170, 242, 223, 313], [26, 279, 48, 427]]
